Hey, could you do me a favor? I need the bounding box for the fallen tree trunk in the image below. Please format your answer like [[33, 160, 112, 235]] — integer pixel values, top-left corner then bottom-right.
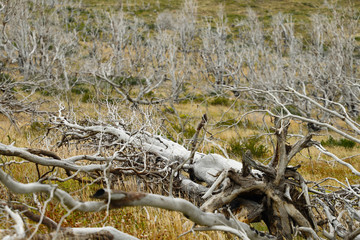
[[0, 167, 274, 239], [0, 114, 359, 239], [0, 116, 319, 239], [92, 188, 276, 239]]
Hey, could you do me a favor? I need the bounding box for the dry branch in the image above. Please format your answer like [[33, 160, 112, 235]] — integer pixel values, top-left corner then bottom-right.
[[0, 167, 274, 239], [92, 188, 275, 240]]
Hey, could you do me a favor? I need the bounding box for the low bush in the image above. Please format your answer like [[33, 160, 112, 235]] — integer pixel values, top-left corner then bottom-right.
[[28, 121, 51, 136], [71, 85, 90, 95], [0, 73, 13, 84], [81, 92, 94, 103], [215, 119, 239, 127], [113, 76, 147, 86], [210, 96, 231, 106], [272, 105, 302, 116], [321, 136, 356, 149], [227, 136, 269, 158]]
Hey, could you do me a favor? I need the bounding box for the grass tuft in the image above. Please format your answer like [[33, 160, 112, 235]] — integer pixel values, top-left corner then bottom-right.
[[321, 136, 357, 149], [227, 136, 269, 158]]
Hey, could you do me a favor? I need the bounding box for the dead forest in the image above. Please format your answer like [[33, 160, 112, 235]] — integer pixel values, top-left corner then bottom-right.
[[0, 0, 360, 239]]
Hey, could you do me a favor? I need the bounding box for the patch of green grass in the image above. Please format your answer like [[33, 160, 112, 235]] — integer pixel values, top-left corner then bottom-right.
[[172, 124, 196, 140], [144, 91, 155, 98], [302, 2, 315, 8], [321, 136, 356, 149], [227, 13, 246, 23], [179, 113, 189, 119]]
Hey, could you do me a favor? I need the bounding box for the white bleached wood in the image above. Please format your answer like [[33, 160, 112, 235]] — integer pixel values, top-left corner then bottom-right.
[[95, 189, 275, 240], [0, 169, 106, 212], [0, 167, 273, 239], [0, 143, 108, 172], [56, 117, 256, 185], [314, 143, 360, 176], [202, 169, 228, 199], [62, 227, 139, 240], [2, 206, 26, 240]]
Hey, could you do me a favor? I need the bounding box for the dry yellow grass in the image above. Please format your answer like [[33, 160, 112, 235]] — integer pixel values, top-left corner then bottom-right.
[[1, 90, 359, 239], [0, 110, 234, 239]]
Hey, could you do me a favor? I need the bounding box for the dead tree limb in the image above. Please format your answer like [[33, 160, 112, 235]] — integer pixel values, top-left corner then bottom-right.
[[0, 167, 274, 239], [92, 188, 276, 240]]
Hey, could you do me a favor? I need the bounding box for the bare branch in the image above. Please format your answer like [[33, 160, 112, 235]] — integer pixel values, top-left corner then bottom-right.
[[92, 188, 275, 240], [0, 168, 106, 212], [2, 206, 25, 240]]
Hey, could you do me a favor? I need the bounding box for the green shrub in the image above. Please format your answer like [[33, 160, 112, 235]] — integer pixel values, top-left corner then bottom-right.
[[179, 114, 189, 119], [210, 96, 231, 106], [81, 92, 93, 103], [144, 91, 154, 98], [216, 118, 260, 130], [171, 124, 196, 140], [28, 121, 50, 135], [215, 119, 239, 127], [0, 73, 13, 84], [71, 85, 89, 95], [38, 88, 60, 96], [166, 123, 197, 143], [227, 136, 268, 158], [321, 136, 356, 149], [113, 76, 146, 86], [183, 126, 196, 140], [21, 85, 32, 92], [162, 107, 175, 114], [100, 97, 117, 104], [272, 105, 302, 116], [180, 94, 205, 104]]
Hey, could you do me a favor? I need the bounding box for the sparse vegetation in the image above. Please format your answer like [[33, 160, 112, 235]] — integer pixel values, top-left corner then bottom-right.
[[0, 0, 359, 239], [227, 136, 269, 158], [210, 96, 231, 106], [321, 136, 357, 149]]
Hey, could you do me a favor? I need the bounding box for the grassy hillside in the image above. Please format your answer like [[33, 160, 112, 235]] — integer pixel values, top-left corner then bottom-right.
[[82, 0, 360, 28]]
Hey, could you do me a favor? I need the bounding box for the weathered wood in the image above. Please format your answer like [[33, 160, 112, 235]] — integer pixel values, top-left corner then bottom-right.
[[274, 120, 290, 186], [201, 182, 266, 212], [231, 198, 264, 223], [264, 187, 292, 239], [241, 150, 252, 177], [1, 115, 349, 239], [242, 150, 276, 177], [92, 189, 276, 240]]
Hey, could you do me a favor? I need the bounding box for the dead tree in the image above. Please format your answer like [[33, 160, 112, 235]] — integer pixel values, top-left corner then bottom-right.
[[0, 107, 358, 239]]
